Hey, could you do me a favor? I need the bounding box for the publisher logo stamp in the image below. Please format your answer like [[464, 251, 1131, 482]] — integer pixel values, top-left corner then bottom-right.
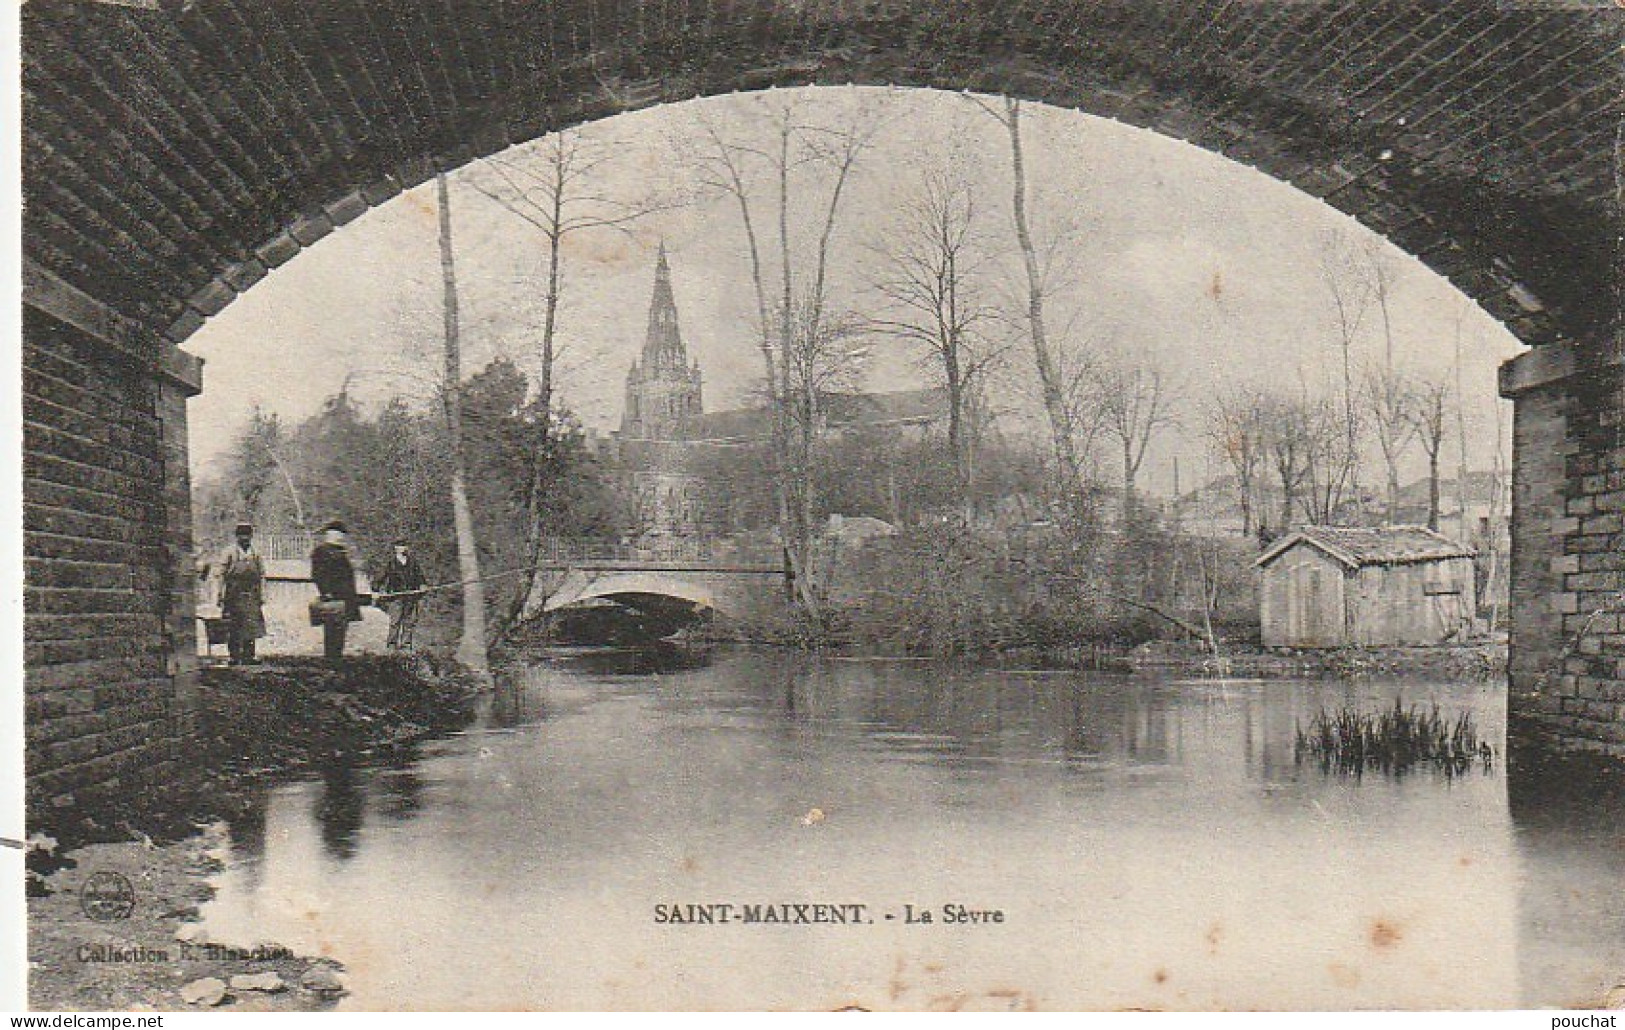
[[79, 871, 136, 922]]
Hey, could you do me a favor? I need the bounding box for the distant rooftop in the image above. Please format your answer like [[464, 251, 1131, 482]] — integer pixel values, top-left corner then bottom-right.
[[1256, 525, 1476, 570], [645, 386, 949, 444]]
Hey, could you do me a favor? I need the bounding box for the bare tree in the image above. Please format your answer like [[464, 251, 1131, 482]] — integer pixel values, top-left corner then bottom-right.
[[966, 94, 1090, 526], [435, 172, 490, 678], [867, 161, 1003, 521], [460, 129, 671, 615], [1300, 392, 1358, 524], [1095, 356, 1177, 525], [1258, 392, 1313, 534], [1450, 300, 1472, 537], [1205, 387, 1267, 537], [1362, 361, 1417, 523], [1317, 228, 1372, 514], [1408, 376, 1451, 532]]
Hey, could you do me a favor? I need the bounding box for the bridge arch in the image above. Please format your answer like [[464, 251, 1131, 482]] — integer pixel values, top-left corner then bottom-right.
[[20, 1, 1625, 808], [544, 571, 723, 616], [22, 1, 1618, 352]]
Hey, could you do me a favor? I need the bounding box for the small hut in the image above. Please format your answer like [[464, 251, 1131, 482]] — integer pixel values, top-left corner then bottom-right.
[[1254, 526, 1477, 648]]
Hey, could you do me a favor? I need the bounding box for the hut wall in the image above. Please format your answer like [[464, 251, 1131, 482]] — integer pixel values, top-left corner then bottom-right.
[[1260, 543, 1349, 648], [1350, 557, 1476, 646]]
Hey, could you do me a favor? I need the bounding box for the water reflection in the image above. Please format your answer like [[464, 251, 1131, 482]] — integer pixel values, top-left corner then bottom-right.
[[197, 650, 1618, 1010], [313, 763, 366, 861], [1509, 748, 1625, 1008], [372, 755, 425, 824], [487, 668, 532, 729]]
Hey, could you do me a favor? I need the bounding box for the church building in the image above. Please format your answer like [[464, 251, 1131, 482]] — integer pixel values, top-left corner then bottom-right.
[[612, 244, 952, 538], [615, 245, 709, 535]]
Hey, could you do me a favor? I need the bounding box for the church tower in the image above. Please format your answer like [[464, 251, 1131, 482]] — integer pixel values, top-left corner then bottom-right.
[[621, 244, 703, 440]]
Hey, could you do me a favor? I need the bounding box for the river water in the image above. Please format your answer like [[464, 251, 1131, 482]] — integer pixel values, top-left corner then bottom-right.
[[200, 649, 1625, 1010]]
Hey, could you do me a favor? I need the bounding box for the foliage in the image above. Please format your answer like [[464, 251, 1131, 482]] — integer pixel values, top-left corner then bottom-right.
[[1294, 699, 1491, 777], [807, 517, 1259, 658], [192, 358, 630, 637]]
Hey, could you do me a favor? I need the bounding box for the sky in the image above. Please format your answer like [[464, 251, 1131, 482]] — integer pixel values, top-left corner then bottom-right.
[[184, 86, 1523, 496]]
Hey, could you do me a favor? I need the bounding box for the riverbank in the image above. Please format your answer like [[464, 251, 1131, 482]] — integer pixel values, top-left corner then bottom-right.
[[1122, 639, 1510, 681], [704, 612, 1509, 682], [27, 827, 346, 1011], [27, 654, 483, 1010]]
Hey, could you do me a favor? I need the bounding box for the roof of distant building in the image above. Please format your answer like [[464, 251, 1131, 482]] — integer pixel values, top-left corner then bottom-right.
[[1255, 524, 1476, 570], [654, 386, 949, 444]]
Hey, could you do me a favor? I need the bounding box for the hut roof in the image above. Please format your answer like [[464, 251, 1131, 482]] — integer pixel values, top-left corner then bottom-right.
[[1255, 525, 1476, 570]]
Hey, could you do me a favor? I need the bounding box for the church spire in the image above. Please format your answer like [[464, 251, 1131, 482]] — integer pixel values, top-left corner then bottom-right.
[[642, 242, 685, 372]]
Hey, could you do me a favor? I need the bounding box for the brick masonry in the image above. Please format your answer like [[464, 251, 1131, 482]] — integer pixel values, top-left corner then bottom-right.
[[1503, 338, 1625, 758], [22, 299, 201, 817]]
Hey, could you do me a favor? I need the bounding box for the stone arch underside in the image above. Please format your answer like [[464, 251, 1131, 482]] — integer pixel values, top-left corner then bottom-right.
[[541, 568, 778, 619], [21, 0, 1623, 356]]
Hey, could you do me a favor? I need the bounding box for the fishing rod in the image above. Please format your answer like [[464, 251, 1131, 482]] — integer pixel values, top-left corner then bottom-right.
[[368, 553, 792, 604]]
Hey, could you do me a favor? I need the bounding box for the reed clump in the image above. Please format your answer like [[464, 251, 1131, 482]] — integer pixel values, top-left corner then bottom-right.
[[1294, 699, 1493, 776]]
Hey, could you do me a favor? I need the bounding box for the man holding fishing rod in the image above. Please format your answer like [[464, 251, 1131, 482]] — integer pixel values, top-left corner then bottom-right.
[[376, 539, 429, 652]]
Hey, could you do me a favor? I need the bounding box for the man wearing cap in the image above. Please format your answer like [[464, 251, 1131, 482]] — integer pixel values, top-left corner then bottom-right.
[[310, 520, 360, 664], [377, 539, 428, 652], [217, 522, 266, 666]]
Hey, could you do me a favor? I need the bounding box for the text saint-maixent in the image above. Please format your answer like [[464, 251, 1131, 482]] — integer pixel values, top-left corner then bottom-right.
[[654, 903, 870, 925]]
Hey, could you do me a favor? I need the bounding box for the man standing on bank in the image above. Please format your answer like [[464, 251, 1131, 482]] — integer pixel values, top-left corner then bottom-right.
[[310, 520, 360, 665], [218, 521, 266, 666], [378, 539, 428, 652]]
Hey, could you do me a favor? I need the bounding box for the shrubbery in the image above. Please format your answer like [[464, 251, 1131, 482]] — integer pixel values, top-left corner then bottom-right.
[[727, 521, 1261, 658]]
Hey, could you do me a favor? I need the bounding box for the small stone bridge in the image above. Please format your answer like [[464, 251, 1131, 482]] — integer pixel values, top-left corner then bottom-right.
[[523, 538, 789, 625]]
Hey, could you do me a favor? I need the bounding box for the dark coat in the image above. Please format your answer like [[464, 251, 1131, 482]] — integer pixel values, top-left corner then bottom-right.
[[310, 541, 361, 619], [378, 554, 427, 597]]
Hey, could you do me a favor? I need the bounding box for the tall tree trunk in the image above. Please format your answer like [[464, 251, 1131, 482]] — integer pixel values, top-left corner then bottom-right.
[[1427, 447, 1441, 531], [1453, 313, 1470, 540], [1002, 99, 1083, 520], [946, 360, 971, 524], [437, 172, 490, 677], [1123, 438, 1135, 526], [774, 123, 822, 616], [514, 198, 564, 629]]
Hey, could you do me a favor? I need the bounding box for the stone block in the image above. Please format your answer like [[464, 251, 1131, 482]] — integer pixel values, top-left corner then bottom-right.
[[221, 259, 268, 292], [165, 308, 206, 344], [323, 190, 370, 227], [1594, 489, 1625, 513], [254, 232, 301, 268], [186, 278, 236, 317], [1580, 513, 1624, 535], [1579, 551, 1625, 573], [361, 176, 403, 206], [287, 212, 335, 246], [1566, 571, 1625, 593]]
